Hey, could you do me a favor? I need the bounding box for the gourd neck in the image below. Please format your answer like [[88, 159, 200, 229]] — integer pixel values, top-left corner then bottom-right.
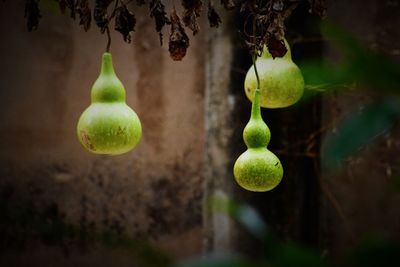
[[91, 53, 126, 103], [100, 53, 116, 76], [251, 88, 262, 120]]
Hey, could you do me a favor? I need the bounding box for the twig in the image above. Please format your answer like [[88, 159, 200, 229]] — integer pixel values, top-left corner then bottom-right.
[[106, 26, 111, 52], [252, 12, 260, 86], [320, 182, 357, 243], [274, 150, 319, 158], [291, 36, 333, 46], [107, 0, 120, 20]]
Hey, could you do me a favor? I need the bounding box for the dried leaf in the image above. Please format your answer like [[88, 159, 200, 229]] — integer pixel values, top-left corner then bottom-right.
[[94, 0, 113, 33], [240, 0, 256, 12], [76, 0, 91, 31], [208, 0, 221, 28], [67, 0, 76, 19], [308, 0, 327, 18], [272, 0, 284, 11], [282, 0, 301, 18], [114, 5, 136, 43], [181, 0, 202, 35], [245, 0, 300, 57], [58, 0, 77, 18], [59, 0, 67, 14], [221, 0, 235, 10], [169, 10, 189, 61], [24, 0, 41, 31], [267, 35, 287, 58], [149, 0, 170, 45], [266, 11, 285, 39]]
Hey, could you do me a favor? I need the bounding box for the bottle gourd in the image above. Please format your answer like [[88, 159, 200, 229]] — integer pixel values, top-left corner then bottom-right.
[[233, 88, 283, 192], [77, 53, 142, 155], [244, 39, 304, 108]]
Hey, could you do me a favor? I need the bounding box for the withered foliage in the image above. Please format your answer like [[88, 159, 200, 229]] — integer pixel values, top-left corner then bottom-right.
[[67, 0, 76, 19], [221, 0, 235, 10], [182, 0, 203, 35], [266, 37, 287, 58], [114, 5, 136, 43], [308, 0, 327, 18], [245, 0, 301, 58], [24, 0, 41, 31], [94, 0, 113, 33], [169, 10, 190, 61], [58, 0, 77, 19], [208, 0, 221, 28], [240, 0, 256, 12], [149, 0, 170, 45], [59, 0, 67, 14], [21, 0, 326, 60], [76, 0, 91, 31]]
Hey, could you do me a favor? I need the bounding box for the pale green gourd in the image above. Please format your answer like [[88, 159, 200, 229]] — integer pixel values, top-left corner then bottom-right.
[[77, 53, 142, 155], [244, 39, 304, 108], [234, 74, 283, 192]]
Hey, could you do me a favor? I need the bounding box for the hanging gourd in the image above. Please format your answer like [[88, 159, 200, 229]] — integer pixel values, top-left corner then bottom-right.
[[77, 52, 142, 155], [244, 39, 304, 108], [234, 54, 283, 192]]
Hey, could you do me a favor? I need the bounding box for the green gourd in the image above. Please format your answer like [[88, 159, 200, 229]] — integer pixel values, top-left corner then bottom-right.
[[244, 39, 304, 108], [77, 53, 142, 155], [233, 88, 283, 192]]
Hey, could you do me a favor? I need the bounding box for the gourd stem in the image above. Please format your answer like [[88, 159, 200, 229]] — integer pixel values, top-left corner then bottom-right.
[[252, 53, 261, 93], [106, 26, 111, 53], [251, 15, 260, 90], [250, 53, 261, 120], [251, 14, 261, 120]]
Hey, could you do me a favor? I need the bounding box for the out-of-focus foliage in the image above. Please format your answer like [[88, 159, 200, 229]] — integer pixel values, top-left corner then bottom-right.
[[177, 198, 400, 267], [267, 243, 328, 267], [322, 98, 400, 170], [300, 22, 400, 171], [210, 196, 268, 239], [177, 255, 259, 267], [302, 22, 400, 92], [350, 236, 400, 267]]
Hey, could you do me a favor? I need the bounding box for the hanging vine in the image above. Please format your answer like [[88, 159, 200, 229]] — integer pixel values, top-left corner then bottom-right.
[[21, 0, 326, 60]]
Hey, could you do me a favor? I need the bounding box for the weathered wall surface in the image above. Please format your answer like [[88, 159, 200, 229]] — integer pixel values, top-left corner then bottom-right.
[[0, 1, 205, 266]]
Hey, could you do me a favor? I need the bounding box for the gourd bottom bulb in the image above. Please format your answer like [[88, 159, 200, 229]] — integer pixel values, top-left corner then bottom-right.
[[234, 148, 283, 192]]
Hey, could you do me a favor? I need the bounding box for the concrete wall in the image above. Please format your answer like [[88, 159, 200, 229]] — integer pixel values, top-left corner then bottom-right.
[[0, 1, 205, 266]]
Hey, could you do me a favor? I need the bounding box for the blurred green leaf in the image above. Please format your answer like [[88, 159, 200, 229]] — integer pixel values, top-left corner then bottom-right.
[[235, 204, 268, 238], [322, 98, 400, 170], [269, 243, 329, 267], [301, 61, 353, 90], [40, 0, 63, 13], [387, 175, 400, 193], [176, 254, 263, 267], [209, 196, 268, 239], [301, 21, 400, 94], [349, 236, 400, 267]]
